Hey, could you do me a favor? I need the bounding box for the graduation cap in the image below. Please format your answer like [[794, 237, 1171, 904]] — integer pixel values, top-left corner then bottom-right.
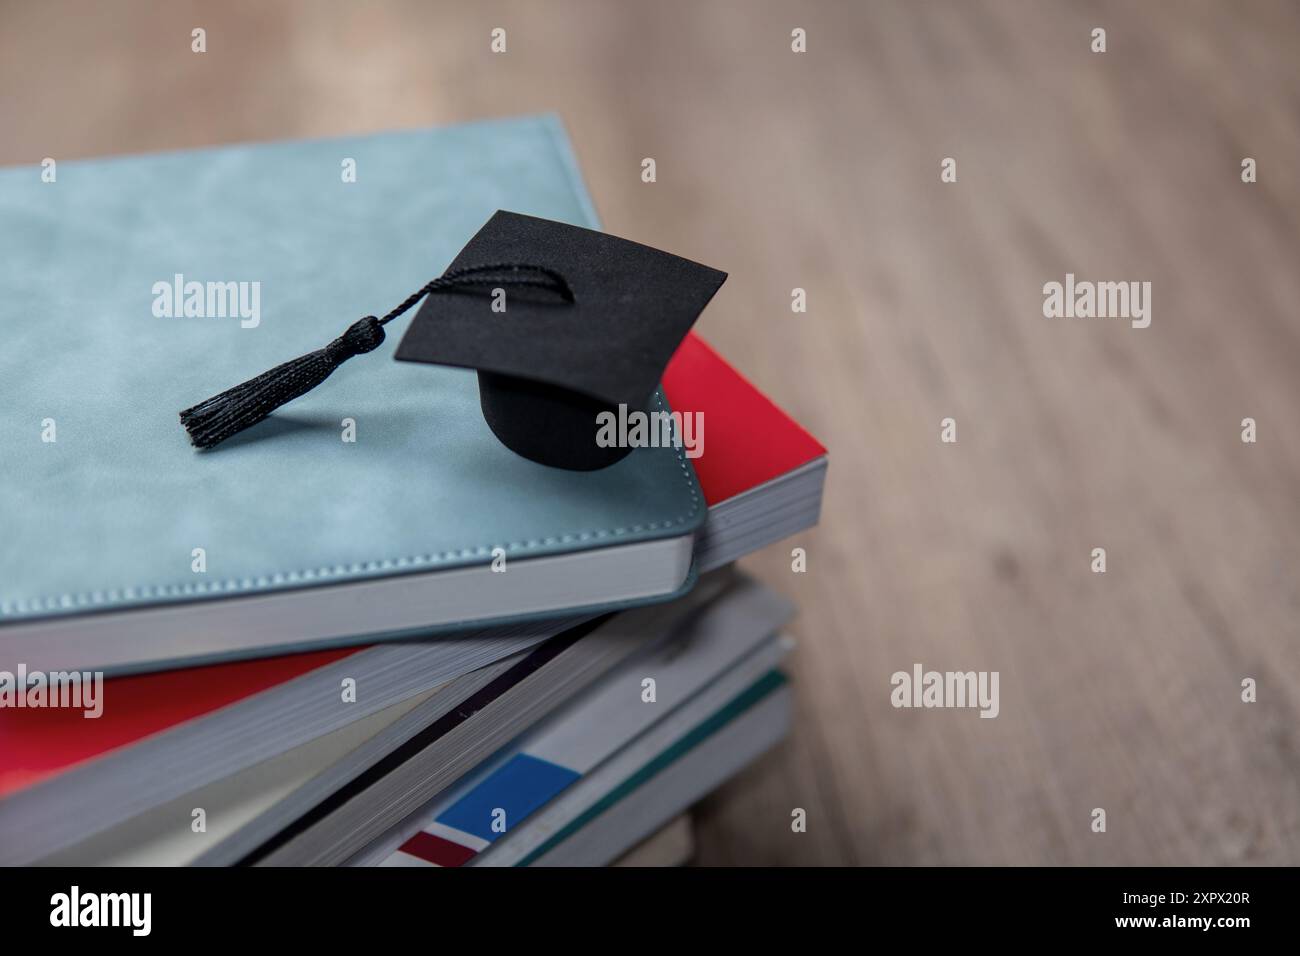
[[179, 211, 727, 471]]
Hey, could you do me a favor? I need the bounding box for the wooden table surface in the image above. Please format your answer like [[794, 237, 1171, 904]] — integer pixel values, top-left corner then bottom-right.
[[3, 0, 1297, 865]]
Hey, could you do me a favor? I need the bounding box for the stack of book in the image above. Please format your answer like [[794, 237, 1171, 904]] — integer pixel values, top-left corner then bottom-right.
[[0, 116, 826, 867]]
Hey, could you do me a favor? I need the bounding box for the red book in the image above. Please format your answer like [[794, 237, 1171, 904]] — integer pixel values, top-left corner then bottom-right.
[[0, 335, 824, 800]]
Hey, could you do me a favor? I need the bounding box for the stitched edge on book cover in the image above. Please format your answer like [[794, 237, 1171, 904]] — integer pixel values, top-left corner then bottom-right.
[[0, 118, 703, 621]]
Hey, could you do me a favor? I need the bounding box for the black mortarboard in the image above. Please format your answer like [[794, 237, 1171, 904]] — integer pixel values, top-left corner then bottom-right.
[[178, 210, 726, 471], [394, 211, 726, 470]]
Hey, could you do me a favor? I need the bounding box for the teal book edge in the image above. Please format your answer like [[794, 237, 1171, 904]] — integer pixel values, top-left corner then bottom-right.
[[0, 116, 704, 657], [514, 669, 790, 865]]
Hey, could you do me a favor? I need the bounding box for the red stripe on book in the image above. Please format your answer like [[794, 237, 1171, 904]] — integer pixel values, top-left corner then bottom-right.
[[0, 647, 356, 799], [663, 335, 825, 502], [400, 831, 478, 868]]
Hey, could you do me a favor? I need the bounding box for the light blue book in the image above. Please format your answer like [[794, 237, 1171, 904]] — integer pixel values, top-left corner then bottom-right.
[[0, 116, 703, 674]]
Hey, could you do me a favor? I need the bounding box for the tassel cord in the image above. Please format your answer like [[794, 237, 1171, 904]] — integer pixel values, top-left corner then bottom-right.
[[179, 262, 573, 450]]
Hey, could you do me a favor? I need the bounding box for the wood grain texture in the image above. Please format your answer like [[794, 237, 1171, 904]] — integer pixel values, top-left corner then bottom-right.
[[2, 0, 1296, 865]]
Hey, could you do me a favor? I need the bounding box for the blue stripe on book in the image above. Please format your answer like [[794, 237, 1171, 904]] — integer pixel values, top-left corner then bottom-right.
[[436, 753, 581, 843]]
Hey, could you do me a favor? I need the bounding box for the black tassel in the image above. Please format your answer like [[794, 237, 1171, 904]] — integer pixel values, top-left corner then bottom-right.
[[180, 316, 386, 449], [179, 263, 572, 450]]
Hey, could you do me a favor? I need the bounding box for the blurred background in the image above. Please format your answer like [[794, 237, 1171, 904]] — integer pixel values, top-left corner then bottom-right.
[[2, 0, 1297, 864]]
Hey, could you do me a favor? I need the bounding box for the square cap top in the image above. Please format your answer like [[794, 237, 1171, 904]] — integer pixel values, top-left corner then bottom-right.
[[393, 211, 727, 410]]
